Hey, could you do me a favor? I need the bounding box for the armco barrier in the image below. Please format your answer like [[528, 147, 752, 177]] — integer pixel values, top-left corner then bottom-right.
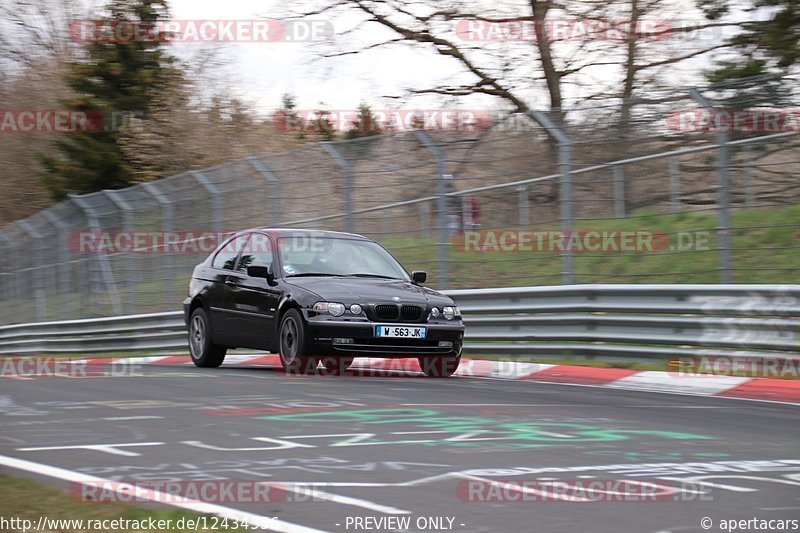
[[0, 285, 798, 360]]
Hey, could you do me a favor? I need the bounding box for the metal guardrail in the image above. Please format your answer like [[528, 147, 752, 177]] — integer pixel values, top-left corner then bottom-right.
[[0, 285, 798, 360]]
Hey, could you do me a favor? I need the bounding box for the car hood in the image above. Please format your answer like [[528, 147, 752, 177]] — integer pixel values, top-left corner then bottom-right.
[[284, 277, 453, 306]]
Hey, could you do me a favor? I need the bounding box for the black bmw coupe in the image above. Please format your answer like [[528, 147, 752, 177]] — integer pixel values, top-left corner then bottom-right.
[[183, 229, 465, 377]]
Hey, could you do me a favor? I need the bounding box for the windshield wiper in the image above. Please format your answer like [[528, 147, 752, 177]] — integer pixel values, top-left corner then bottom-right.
[[347, 273, 404, 280], [285, 273, 341, 277]]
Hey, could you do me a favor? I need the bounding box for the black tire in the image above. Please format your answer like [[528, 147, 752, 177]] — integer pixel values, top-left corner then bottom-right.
[[319, 356, 355, 376], [279, 309, 317, 374], [188, 307, 227, 368], [418, 355, 461, 378]]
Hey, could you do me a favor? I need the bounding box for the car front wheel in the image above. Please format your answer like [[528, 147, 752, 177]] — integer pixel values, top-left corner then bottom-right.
[[188, 307, 227, 367], [279, 309, 317, 374], [418, 355, 461, 378]]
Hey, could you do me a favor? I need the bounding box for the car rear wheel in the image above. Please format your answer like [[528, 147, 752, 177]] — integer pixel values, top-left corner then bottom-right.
[[279, 309, 317, 374], [320, 356, 355, 376], [188, 307, 227, 368], [418, 355, 461, 378]]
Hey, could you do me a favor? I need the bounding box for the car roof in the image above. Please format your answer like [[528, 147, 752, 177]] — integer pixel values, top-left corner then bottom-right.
[[237, 228, 371, 240]]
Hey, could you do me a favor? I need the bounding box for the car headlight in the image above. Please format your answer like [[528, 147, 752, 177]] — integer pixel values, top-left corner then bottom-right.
[[430, 307, 440, 318], [349, 304, 363, 315], [443, 306, 461, 320], [313, 302, 346, 317]]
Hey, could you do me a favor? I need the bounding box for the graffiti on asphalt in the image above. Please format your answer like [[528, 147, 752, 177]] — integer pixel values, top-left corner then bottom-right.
[[258, 408, 712, 449]]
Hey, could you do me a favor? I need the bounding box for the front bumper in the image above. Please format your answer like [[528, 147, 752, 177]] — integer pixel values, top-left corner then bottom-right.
[[304, 317, 464, 357]]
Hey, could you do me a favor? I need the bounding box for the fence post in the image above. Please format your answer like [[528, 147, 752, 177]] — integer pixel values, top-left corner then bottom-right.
[[0, 231, 23, 323], [18, 221, 46, 321], [69, 195, 123, 316], [742, 145, 755, 208], [321, 142, 354, 233], [669, 157, 681, 213], [103, 190, 137, 315], [526, 110, 573, 284], [41, 208, 73, 318], [247, 157, 281, 226], [191, 171, 224, 231], [413, 130, 449, 289], [141, 182, 176, 310], [689, 87, 732, 283], [419, 201, 431, 239], [517, 185, 530, 226], [613, 165, 625, 218]]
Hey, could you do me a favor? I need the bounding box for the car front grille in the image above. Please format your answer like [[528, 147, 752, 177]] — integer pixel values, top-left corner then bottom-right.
[[372, 304, 425, 322], [400, 305, 423, 321], [374, 304, 400, 320]]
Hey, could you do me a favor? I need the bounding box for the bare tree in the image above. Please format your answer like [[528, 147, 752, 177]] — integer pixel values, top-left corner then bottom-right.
[[280, 0, 745, 121]]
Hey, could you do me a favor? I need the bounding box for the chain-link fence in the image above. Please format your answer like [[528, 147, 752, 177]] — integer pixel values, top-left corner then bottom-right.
[[2, 79, 799, 324]]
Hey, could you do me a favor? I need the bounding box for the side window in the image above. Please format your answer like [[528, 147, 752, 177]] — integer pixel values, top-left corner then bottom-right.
[[239, 233, 273, 274], [212, 234, 249, 270]]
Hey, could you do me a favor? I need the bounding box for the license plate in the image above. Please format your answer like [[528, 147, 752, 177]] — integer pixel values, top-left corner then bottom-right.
[[375, 325, 427, 339]]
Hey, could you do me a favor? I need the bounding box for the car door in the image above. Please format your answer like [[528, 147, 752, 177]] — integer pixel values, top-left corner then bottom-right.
[[207, 233, 251, 342], [226, 232, 281, 348]]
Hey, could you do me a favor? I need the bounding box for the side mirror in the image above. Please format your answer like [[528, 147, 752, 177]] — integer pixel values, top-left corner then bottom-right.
[[247, 266, 276, 285], [411, 271, 427, 284]]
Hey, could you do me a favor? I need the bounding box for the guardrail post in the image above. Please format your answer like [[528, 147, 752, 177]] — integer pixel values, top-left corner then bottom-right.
[[689, 87, 733, 283], [526, 110, 573, 284], [613, 165, 626, 218], [247, 157, 281, 226], [669, 157, 681, 213], [141, 182, 176, 310], [413, 130, 449, 289], [321, 142, 354, 233], [69, 195, 123, 316]]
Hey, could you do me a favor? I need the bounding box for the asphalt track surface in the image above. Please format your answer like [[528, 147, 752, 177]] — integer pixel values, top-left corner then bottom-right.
[[1, 359, 799, 533]]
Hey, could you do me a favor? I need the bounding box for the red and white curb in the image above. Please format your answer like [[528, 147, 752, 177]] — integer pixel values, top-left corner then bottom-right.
[[79, 354, 800, 405]]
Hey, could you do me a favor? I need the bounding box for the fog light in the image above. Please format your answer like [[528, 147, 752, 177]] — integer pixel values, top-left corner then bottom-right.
[[438, 341, 453, 347], [333, 338, 354, 344]]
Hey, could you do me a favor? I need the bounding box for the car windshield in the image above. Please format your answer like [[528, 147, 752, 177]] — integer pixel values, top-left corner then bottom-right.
[[278, 236, 410, 280]]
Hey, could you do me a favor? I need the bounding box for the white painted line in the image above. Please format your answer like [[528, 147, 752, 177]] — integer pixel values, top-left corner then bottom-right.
[[0, 454, 326, 533], [18, 442, 165, 457], [400, 403, 573, 407], [102, 416, 164, 421], [222, 354, 268, 365], [275, 483, 411, 515], [605, 371, 752, 395]]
